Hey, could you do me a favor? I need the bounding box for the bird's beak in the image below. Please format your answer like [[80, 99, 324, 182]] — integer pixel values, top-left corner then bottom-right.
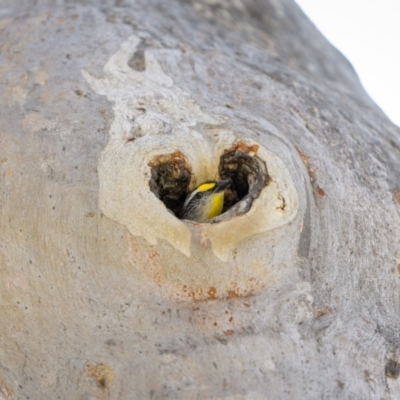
[[214, 180, 229, 192]]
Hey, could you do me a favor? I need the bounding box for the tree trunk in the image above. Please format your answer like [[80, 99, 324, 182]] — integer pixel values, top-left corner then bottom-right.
[[1, 1, 400, 399]]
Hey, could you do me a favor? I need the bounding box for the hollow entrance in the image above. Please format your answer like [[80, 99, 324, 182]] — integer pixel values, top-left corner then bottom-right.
[[149, 143, 269, 221], [218, 143, 269, 219], [149, 151, 191, 217]]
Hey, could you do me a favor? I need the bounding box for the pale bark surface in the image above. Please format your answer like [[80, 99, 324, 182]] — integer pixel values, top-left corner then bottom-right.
[[1, 1, 400, 399]]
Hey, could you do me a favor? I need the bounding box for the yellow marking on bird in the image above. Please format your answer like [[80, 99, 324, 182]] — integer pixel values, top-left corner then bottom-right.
[[208, 192, 224, 219], [197, 182, 216, 192]]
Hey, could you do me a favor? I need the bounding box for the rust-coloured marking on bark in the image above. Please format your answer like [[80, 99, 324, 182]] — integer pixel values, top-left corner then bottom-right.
[[208, 287, 217, 300], [227, 289, 239, 299], [87, 363, 114, 392], [224, 330, 235, 336], [318, 187, 326, 196], [224, 141, 259, 157], [295, 147, 310, 167], [148, 150, 189, 169], [128, 235, 269, 302], [394, 190, 400, 204]]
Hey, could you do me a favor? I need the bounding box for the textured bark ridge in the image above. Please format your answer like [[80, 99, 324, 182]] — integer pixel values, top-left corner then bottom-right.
[[1, 1, 400, 399]]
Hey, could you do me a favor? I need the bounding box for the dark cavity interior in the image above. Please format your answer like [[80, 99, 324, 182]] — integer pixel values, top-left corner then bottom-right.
[[149, 151, 191, 217], [218, 144, 269, 214], [149, 143, 269, 220]]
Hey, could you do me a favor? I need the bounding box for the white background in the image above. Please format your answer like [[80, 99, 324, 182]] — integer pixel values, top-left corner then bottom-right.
[[295, 0, 400, 127]]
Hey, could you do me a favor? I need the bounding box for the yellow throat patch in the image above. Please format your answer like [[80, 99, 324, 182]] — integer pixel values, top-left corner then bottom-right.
[[208, 192, 224, 219]]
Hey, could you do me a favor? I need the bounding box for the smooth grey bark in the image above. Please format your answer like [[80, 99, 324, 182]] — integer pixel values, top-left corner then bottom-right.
[[1, 1, 400, 399]]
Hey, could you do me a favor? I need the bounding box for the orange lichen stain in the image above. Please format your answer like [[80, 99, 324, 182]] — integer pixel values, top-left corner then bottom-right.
[[317, 187, 326, 196], [227, 289, 240, 299], [397, 264, 400, 274], [207, 287, 217, 300], [188, 291, 196, 300], [185, 286, 222, 302], [229, 317, 233, 322], [224, 330, 235, 336], [224, 141, 259, 157], [226, 285, 256, 301], [188, 290, 203, 302], [85, 212, 95, 217], [394, 190, 400, 204], [295, 147, 310, 167], [87, 363, 114, 391], [243, 303, 250, 308]]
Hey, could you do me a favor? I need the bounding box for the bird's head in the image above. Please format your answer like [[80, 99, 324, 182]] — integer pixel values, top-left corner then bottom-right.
[[181, 180, 229, 222]]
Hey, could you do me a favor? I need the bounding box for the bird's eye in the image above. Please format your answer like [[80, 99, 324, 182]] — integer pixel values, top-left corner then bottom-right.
[[195, 192, 203, 200]]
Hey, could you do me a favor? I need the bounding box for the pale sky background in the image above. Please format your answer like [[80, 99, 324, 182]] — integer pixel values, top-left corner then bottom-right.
[[295, 0, 400, 127]]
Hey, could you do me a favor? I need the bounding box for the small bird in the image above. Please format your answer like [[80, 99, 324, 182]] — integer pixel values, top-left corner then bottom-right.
[[181, 180, 229, 222]]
